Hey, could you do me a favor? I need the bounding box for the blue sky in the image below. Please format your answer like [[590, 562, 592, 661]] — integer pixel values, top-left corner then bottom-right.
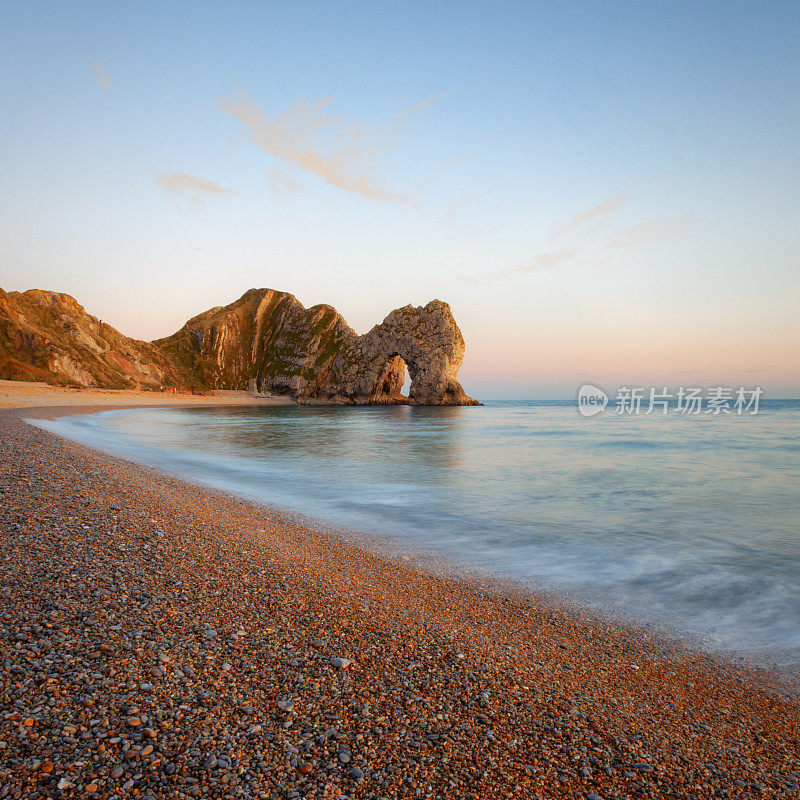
[[1, 1, 798, 397]]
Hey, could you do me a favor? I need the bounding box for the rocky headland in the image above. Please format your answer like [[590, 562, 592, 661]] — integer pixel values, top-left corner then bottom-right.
[[0, 288, 478, 406]]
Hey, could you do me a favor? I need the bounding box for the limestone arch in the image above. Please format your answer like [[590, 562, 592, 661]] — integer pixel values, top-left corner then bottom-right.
[[371, 351, 420, 403]]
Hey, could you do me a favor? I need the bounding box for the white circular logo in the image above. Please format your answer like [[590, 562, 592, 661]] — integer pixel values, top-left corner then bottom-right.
[[577, 384, 608, 417]]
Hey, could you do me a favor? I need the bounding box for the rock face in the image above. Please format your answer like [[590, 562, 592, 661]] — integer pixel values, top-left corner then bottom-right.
[[157, 289, 478, 406], [0, 286, 479, 405], [154, 288, 355, 395], [0, 289, 179, 388], [298, 299, 476, 406]]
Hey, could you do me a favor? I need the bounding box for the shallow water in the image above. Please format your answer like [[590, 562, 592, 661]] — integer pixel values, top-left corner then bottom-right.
[[31, 400, 800, 667]]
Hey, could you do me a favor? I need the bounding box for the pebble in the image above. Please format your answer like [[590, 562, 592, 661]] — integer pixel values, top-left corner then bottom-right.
[[0, 409, 796, 800]]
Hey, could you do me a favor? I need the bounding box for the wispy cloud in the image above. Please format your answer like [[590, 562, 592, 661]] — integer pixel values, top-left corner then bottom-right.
[[413, 151, 476, 194], [387, 89, 453, 121], [219, 89, 449, 203], [90, 51, 121, 89], [563, 193, 627, 233], [601, 215, 693, 251], [457, 273, 495, 286], [438, 190, 492, 226], [155, 171, 239, 207], [266, 166, 307, 198], [459, 195, 692, 285], [476, 223, 507, 240], [518, 247, 581, 273], [91, 62, 113, 88], [459, 246, 580, 285]]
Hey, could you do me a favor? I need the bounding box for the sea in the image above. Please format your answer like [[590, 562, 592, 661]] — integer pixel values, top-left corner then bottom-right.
[[30, 399, 800, 672]]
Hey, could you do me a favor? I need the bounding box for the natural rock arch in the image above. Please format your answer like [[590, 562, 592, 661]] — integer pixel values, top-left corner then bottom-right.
[[0, 286, 480, 404], [160, 289, 479, 405], [319, 300, 478, 406]]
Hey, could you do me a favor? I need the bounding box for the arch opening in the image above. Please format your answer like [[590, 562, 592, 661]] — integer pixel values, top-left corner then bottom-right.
[[401, 369, 411, 397], [373, 353, 417, 404]]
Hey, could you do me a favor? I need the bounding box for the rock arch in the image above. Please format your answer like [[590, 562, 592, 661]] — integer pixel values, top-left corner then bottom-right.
[[158, 289, 479, 405], [351, 300, 478, 406], [292, 299, 478, 405], [0, 286, 480, 404]]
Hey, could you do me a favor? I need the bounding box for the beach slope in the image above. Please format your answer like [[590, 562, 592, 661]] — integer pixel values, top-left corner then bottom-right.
[[0, 406, 798, 799]]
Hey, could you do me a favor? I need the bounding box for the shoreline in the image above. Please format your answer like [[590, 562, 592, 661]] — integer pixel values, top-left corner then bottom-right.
[[25, 400, 800, 686], [0, 379, 296, 411], [1, 404, 798, 798]]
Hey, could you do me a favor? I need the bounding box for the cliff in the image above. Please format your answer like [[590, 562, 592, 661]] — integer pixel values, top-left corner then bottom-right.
[[0, 287, 479, 405], [0, 289, 180, 389]]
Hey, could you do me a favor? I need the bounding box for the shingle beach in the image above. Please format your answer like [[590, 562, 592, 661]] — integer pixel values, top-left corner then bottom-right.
[[1, 404, 798, 799]]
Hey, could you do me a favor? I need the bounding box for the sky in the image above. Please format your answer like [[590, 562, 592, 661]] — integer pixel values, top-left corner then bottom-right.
[[1, 1, 798, 398]]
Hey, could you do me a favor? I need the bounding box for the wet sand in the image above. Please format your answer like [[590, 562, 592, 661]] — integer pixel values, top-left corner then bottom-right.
[[0, 403, 798, 799]]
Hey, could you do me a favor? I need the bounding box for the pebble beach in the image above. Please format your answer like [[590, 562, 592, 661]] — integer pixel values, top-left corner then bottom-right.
[[1, 403, 799, 800]]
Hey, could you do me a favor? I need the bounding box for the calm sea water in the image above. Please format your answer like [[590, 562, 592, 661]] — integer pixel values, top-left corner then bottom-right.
[[31, 401, 800, 668]]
